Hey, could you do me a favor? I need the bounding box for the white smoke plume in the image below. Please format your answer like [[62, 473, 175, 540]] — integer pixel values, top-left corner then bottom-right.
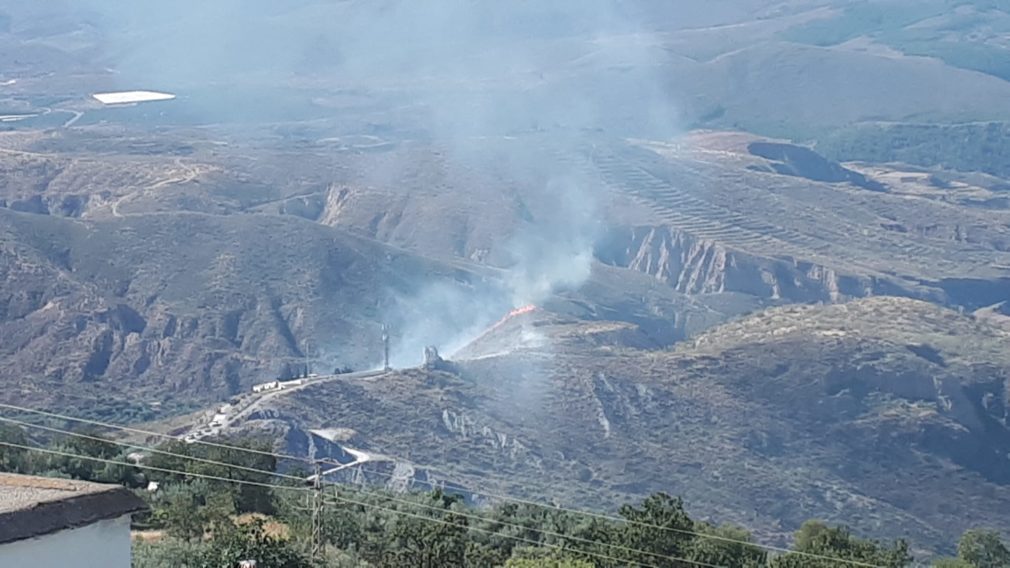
[[23, 0, 680, 365], [505, 175, 601, 308]]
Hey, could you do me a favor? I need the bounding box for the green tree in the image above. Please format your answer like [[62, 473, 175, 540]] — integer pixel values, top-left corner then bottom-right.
[[0, 424, 30, 473], [563, 515, 625, 567], [617, 492, 696, 567], [957, 529, 1010, 568], [145, 439, 278, 515], [47, 429, 137, 483], [771, 521, 913, 568], [506, 542, 604, 567], [505, 555, 595, 568], [133, 537, 207, 568], [63, 428, 120, 460], [198, 518, 311, 568], [321, 498, 364, 551], [933, 558, 973, 568], [687, 523, 767, 568], [385, 490, 469, 567], [150, 480, 230, 541], [480, 501, 615, 563], [465, 540, 512, 568]]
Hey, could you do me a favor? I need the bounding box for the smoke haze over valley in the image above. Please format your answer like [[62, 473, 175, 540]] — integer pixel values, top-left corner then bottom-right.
[[51, 1, 684, 365], [2, 0, 1010, 562]]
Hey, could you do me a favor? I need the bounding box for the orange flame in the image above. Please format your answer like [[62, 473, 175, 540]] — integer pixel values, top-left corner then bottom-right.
[[506, 304, 537, 318], [467, 305, 539, 347]]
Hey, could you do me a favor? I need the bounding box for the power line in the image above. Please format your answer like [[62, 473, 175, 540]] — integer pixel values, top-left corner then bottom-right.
[[3, 417, 704, 566], [322, 494, 677, 568], [0, 402, 884, 567], [320, 479, 720, 567], [346, 464, 885, 568], [0, 440, 310, 493], [0, 402, 312, 464], [0, 437, 694, 567], [0, 415, 307, 484]]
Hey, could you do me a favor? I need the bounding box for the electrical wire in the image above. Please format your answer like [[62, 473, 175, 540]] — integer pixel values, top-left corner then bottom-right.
[[0, 440, 309, 493], [319, 479, 723, 567], [2, 417, 712, 566], [0, 414, 307, 484], [0, 438, 685, 567], [0, 402, 885, 567], [341, 464, 885, 568], [0, 402, 312, 464], [322, 494, 677, 568]]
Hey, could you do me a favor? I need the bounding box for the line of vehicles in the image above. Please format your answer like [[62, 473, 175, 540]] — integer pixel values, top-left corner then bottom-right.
[[181, 368, 367, 444], [251, 373, 319, 393]]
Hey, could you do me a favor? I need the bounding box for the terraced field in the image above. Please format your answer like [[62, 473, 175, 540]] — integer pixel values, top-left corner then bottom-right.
[[562, 134, 1010, 305]]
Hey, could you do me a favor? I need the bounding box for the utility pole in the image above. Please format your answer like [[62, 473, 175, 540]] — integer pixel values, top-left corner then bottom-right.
[[311, 461, 323, 559], [381, 324, 391, 371], [303, 338, 312, 377]]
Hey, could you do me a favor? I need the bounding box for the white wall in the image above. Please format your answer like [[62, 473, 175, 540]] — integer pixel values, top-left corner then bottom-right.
[[0, 514, 133, 568]]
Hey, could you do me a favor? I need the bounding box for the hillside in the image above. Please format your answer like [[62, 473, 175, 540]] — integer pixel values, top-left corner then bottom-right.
[[0, 201, 767, 418], [6, 123, 1010, 422], [2, 0, 1010, 557], [203, 297, 1010, 553], [0, 207, 486, 417]]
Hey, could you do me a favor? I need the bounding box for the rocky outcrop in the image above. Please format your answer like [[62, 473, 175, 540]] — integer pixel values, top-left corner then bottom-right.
[[315, 181, 518, 265], [254, 418, 485, 503], [327, 459, 481, 503], [441, 408, 536, 464], [596, 225, 913, 303]]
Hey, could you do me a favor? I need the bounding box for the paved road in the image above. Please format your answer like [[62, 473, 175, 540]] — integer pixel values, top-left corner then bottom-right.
[[186, 369, 389, 442]]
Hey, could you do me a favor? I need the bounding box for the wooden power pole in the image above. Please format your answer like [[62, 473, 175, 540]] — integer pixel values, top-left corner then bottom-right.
[[311, 461, 323, 559]]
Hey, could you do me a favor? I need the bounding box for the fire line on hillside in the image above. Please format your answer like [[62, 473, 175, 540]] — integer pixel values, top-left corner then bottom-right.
[[462, 304, 540, 351]]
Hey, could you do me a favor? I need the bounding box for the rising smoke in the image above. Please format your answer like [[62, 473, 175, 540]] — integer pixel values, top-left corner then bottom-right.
[[505, 175, 600, 308], [50, 0, 679, 366], [365, 1, 678, 361], [362, 2, 677, 364]]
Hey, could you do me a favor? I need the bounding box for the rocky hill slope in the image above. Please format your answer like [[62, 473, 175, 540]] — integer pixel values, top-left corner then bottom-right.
[[2, 0, 1010, 554], [0, 207, 483, 417], [0, 200, 765, 419], [220, 297, 1010, 553]]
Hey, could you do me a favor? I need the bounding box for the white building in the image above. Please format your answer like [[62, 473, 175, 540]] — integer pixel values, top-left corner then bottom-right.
[[252, 381, 281, 393], [91, 90, 176, 105], [0, 473, 147, 568]]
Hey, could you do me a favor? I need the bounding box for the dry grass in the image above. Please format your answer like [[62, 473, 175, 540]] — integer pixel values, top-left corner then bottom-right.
[[228, 296, 1010, 552], [131, 530, 166, 543], [234, 513, 290, 539]]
